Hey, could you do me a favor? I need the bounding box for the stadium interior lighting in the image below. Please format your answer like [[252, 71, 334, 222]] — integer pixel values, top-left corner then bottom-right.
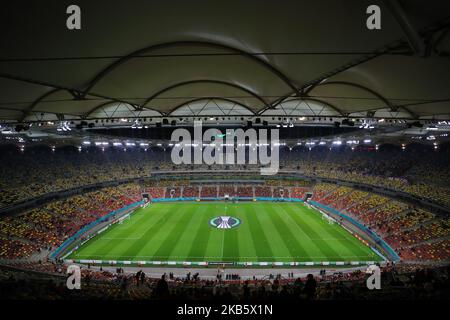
[[1, 127, 12, 134], [57, 121, 71, 132], [319, 141, 326, 145], [426, 125, 438, 131], [131, 120, 143, 129], [359, 121, 375, 129], [139, 143, 149, 147], [363, 139, 372, 143], [332, 140, 342, 145], [113, 142, 123, 146], [82, 141, 91, 145], [125, 142, 136, 146]]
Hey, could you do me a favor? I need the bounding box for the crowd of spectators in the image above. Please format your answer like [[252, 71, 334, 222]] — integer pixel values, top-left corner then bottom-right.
[[310, 183, 449, 262], [0, 184, 142, 260], [1, 262, 449, 300], [1, 143, 449, 208]]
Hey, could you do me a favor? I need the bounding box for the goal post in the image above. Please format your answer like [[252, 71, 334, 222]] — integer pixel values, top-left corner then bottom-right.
[[322, 212, 336, 224]]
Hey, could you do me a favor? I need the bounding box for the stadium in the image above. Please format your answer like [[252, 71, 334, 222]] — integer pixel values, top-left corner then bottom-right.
[[0, 0, 449, 305]]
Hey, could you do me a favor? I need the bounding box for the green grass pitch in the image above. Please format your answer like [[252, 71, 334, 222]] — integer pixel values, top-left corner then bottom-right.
[[68, 202, 381, 263]]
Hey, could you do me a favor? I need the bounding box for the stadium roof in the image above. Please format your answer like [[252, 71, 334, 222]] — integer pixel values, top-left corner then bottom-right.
[[0, 0, 449, 123]]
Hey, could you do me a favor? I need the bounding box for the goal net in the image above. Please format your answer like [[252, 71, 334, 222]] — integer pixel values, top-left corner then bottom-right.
[[322, 213, 336, 224]]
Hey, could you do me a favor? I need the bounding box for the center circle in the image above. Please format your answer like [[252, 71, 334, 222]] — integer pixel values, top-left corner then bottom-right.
[[209, 216, 241, 229]]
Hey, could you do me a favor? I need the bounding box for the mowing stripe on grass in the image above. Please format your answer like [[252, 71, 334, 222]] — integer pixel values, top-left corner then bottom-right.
[[283, 203, 343, 260], [168, 204, 208, 261], [222, 205, 240, 261], [142, 205, 196, 260], [246, 204, 275, 261], [301, 205, 375, 259], [264, 203, 311, 260], [186, 205, 214, 261], [232, 204, 258, 261], [117, 204, 184, 260], [85, 204, 174, 259]]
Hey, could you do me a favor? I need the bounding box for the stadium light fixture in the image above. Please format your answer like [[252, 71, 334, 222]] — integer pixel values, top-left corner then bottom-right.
[[82, 141, 91, 145], [363, 139, 372, 144], [113, 142, 122, 146], [319, 141, 326, 145], [332, 140, 342, 145]]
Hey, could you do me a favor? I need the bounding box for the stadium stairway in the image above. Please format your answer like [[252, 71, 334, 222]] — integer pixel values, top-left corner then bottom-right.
[[402, 234, 450, 249], [394, 217, 443, 235], [340, 191, 371, 212], [348, 194, 383, 214]]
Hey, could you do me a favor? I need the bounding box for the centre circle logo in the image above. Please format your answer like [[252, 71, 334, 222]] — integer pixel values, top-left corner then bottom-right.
[[209, 216, 241, 229]]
